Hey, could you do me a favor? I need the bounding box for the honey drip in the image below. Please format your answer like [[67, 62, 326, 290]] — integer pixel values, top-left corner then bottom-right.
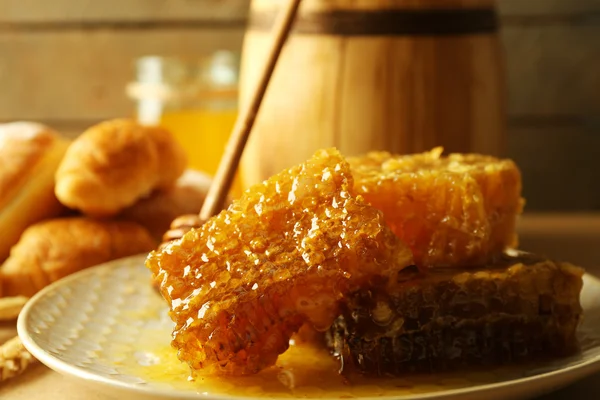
[[120, 324, 537, 399]]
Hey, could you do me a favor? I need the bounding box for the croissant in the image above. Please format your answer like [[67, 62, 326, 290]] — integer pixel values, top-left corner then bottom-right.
[[55, 119, 187, 217], [118, 170, 213, 240], [0, 218, 157, 297], [0, 122, 70, 262]]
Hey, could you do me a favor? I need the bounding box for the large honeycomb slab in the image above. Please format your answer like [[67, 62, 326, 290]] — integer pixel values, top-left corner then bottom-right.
[[348, 148, 524, 267], [146, 148, 413, 376]]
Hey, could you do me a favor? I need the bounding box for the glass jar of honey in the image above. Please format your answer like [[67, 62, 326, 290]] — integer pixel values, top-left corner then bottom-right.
[[127, 52, 242, 196]]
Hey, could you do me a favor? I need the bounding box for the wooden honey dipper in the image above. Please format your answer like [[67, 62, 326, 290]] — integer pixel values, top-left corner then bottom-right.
[[161, 0, 302, 246]]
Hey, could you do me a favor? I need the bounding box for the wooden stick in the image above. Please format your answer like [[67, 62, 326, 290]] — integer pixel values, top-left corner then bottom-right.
[[199, 0, 302, 221]]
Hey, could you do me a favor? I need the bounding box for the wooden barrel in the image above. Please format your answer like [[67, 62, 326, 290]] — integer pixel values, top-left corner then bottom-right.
[[239, 0, 506, 187]]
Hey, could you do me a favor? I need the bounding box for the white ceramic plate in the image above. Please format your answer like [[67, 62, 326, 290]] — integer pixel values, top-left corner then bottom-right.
[[18, 255, 600, 400]]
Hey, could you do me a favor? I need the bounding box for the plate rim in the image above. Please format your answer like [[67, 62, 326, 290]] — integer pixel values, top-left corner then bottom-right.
[[17, 255, 600, 400]]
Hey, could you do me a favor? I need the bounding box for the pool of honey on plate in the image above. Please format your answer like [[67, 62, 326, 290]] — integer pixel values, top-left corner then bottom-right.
[[114, 315, 526, 399]]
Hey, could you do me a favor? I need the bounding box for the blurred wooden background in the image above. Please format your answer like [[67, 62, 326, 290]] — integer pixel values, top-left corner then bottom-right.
[[0, 0, 598, 211]]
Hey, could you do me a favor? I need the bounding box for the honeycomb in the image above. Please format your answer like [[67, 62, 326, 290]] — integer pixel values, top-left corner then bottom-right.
[[328, 252, 584, 375], [347, 147, 524, 267], [146, 148, 414, 376]]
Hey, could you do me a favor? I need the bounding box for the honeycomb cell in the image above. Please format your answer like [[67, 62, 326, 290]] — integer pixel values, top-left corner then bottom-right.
[[146, 148, 413, 376], [348, 148, 524, 267]]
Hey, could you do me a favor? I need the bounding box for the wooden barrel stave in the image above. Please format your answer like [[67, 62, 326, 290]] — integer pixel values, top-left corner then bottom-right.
[[240, 0, 505, 186]]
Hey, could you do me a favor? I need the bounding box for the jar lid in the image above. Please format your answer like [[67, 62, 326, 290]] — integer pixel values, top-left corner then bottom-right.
[[202, 51, 240, 89], [127, 52, 239, 102]]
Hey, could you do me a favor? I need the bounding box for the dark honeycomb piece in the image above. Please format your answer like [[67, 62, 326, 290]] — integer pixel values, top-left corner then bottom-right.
[[328, 252, 584, 375]]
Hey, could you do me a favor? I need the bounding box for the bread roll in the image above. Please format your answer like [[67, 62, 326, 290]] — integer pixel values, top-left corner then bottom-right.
[[0, 218, 157, 297], [55, 119, 187, 217], [118, 169, 213, 240], [0, 122, 70, 262]]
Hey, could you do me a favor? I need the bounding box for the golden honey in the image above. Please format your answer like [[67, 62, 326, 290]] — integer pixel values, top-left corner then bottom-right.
[[159, 108, 243, 196]]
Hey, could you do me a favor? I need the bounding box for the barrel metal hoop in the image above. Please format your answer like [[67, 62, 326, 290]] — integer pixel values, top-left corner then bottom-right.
[[249, 8, 498, 36]]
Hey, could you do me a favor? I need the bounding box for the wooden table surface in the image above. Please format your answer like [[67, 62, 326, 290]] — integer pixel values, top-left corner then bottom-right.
[[1, 213, 599, 400]]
